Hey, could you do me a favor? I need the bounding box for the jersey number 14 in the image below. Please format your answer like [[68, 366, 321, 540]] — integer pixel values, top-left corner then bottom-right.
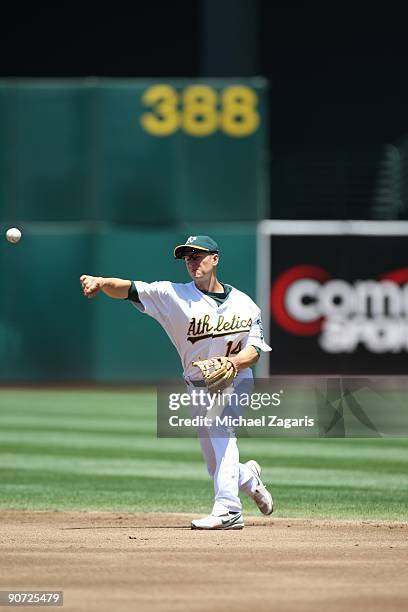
[[225, 340, 242, 357]]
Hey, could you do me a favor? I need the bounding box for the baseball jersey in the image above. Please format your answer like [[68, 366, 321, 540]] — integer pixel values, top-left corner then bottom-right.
[[131, 280, 271, 380]]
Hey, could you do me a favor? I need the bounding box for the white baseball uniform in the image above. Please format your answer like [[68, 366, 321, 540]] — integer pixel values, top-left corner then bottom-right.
[[131, 279, 272, 515]]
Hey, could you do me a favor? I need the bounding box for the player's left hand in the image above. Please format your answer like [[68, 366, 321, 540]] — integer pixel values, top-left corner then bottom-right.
[[192, 356, 238, 393]]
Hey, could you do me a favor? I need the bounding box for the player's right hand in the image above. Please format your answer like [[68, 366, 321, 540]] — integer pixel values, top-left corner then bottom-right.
[[80, 275, 104, 298]]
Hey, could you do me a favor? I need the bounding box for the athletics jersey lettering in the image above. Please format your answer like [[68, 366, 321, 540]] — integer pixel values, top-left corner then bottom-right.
[[187, 314, 252, 344]]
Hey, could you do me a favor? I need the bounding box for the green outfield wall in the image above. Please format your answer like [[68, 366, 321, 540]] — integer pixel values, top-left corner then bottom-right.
[[0, 226, 256, 383], [0, 79, 268, 226]]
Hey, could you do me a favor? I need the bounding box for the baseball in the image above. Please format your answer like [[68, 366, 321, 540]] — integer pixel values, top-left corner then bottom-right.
[[6, 227, 22, 244]]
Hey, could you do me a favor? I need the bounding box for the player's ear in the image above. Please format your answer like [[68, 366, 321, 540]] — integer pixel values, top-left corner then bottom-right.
[[212, 253, 219, 266]]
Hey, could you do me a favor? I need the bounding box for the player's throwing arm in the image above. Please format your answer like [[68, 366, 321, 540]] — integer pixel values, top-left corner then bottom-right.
[[80, 275, 131, 299]]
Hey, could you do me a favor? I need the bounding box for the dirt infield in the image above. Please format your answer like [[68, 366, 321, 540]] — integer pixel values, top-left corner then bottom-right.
[[0, 512, 407, 612]]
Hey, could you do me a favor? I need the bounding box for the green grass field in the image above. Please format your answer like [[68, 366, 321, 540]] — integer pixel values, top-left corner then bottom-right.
[[0, 389, 407, 520]]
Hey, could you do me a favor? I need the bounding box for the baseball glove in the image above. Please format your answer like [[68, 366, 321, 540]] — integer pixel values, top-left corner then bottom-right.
[[192, 356, 238, 392]]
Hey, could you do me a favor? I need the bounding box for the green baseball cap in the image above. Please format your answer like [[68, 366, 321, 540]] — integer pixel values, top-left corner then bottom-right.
[[174, 235, 219, 259]]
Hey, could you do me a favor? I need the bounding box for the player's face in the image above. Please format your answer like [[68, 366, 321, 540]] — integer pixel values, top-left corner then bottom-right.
[[184, 251, 218, 280]]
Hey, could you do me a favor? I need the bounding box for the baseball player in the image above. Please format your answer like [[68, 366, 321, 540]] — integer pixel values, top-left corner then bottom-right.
[[80, 235, 273, 530]]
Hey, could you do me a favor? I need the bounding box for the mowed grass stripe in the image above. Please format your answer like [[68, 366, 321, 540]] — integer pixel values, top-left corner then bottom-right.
[[0, 389, 155, 401], [0, 420, 156, 435], [272, 485, 408, 520], [0, 454, 208, 479], [0, 470, 212, 513], [0, 403, 154, 416], [1, 429, 407, 466], [0, 430, 200, 451], [0, 442, 407, 475], [239, 438, 408, 458], [0, 390, 156, 417], [0, 453, 407, 490]]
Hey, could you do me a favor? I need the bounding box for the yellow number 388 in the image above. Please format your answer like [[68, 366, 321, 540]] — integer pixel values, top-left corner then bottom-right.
[[141, 84, 260, 138]]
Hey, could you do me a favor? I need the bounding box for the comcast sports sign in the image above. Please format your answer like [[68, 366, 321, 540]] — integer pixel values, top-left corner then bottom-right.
[[257, 221, 408, 374], [271, 264, 408, 353]]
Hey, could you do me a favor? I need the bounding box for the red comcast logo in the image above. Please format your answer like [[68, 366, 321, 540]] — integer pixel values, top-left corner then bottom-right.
[[271, 265, 408, 337], [271, 265, 331, 335]]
